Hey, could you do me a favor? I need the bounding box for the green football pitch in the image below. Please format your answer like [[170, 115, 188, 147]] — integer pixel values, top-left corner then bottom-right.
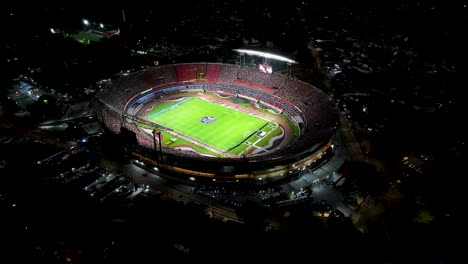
[[146, 97, 269, 152]]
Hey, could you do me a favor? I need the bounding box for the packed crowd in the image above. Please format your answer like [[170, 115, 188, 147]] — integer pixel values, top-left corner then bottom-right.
[[94, 63, 338, 165], [174, 63, 220, 82], [97, 66, 178, 110]]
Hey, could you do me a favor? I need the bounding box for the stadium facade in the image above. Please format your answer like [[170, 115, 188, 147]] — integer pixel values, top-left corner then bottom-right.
[[93, 63, 338, 185]]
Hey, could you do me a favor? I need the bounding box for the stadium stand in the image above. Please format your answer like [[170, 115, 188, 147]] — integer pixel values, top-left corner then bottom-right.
[[93, 63, 338, 181]]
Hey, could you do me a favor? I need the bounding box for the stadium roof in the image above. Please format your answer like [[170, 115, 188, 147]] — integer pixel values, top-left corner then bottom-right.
[[234, 49, 297, 64]]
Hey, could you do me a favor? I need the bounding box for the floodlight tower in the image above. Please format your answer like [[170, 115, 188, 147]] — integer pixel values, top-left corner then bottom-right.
[[238, 52, 246, 67], [152, 129, 163, 165], [122, 10, 126, 23], [82, 19, 90, 31]]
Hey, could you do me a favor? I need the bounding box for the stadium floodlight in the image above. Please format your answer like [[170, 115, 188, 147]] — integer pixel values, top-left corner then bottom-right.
[[234, 49, 297, 64], [82, 19, 89, 26]]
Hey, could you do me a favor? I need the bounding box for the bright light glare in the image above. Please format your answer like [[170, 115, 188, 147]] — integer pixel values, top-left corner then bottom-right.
[[50, 28, 55, 34], [100, 23, 104, 28], [83, 19, 89, 25], [234, 49, 297, 64]]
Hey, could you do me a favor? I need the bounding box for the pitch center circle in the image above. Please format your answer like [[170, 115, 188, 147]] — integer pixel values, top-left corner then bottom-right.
[[200, 116, 216, 124]]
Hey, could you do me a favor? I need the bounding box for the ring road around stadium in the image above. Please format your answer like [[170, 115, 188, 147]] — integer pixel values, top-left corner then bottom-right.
[[93, 63, 338, 185]]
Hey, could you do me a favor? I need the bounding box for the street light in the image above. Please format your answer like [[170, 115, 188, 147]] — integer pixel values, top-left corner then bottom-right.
[[82, 19, 89, 26], [99, 23, 104, 29]]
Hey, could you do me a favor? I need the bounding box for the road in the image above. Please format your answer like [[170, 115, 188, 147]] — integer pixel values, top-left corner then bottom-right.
[[18, 126, 282, 230], [98, 158, 242, 223], [99, 158, 283, 229]]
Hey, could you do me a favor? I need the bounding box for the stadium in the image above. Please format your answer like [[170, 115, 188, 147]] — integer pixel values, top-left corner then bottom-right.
[[93, 62, 338, 185]]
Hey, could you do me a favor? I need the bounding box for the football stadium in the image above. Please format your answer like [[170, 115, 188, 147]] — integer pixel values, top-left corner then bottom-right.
[[93, 62, 338, 185]]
